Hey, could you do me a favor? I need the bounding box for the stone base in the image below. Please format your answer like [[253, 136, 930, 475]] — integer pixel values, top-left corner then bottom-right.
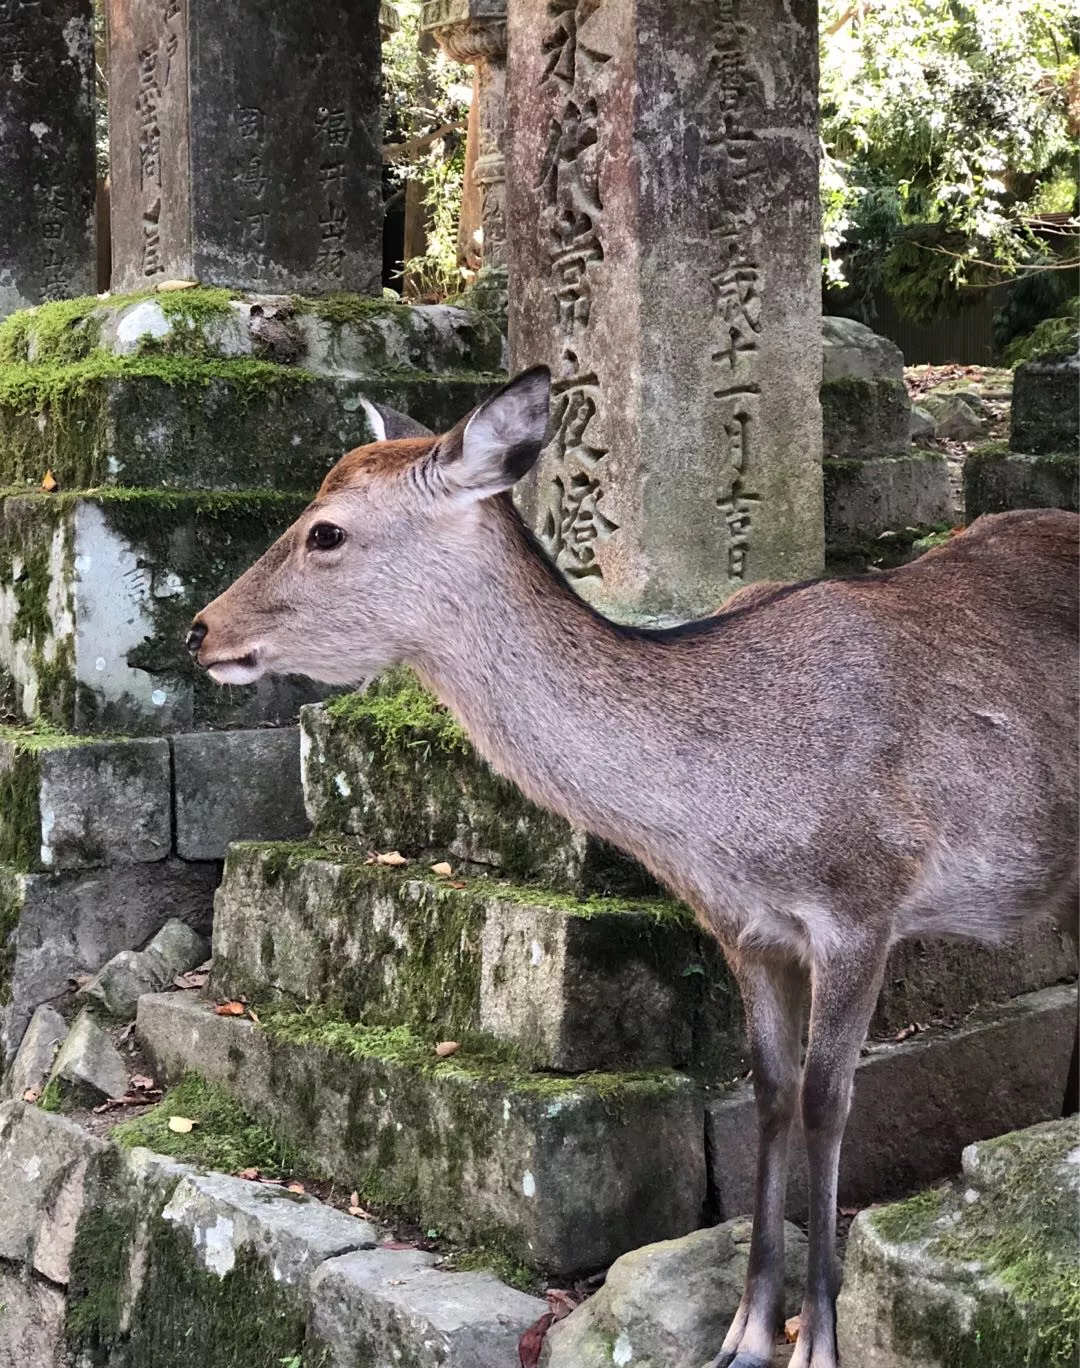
[[1, 858, 218, 1064], [706, 983, 1076, 1222], [821, 378, 913, 459], [0, 1100, 544, 1368], [0, 729, 171, 871], [837, 1116, 1080, 1367], [1010, 353, 1080, 455], [963, 446, 1079, 519], [300, 675, 654, 894], [0, 489, 330, 734], [137, 992, 706, 1276], [211, 842, 744, 1077], [823, 453, 952, 546]]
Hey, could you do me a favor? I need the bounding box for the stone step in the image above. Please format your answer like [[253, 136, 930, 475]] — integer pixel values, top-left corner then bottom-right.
[[823, 453, 953, 547], [0, 1100, 544, 1368], [299, 672, 654, 895], [211, 842, 745, 1077], [964, 444, 1078, 519], [0, 488, 329, 733], [0, 859, 217, 1066], [820, 374, 912, 459], [136, 991, 706, 1277], [837, 1116, 1080, 1367], [706, 982, 1077, 1223]]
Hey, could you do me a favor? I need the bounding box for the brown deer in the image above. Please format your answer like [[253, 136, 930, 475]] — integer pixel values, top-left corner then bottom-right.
[[189, 369, 1079, 1368]]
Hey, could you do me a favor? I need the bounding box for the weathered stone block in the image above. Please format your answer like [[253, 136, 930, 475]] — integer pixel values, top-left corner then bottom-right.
[[706, 983, 1077, 1222], [918, 389, 986, 441], [1010, 354, 1080, 455], [300, 676, 652, 894], [137, 992, 707, 1275], [107, 0, 382, 294], [47, 1009, 130, 1106], [1, 857, 217, 1063], [0, 0, 95, 319], [174, 729, 308, 861], [821, 377, 913, 459], [821, 317, 905, 385], [0, 727, 171, 871], [77, 918, 210, 1020], [836, 1117, 1080, 1368], [824, 454, 952, 546], [509, 0, 823, 619], [0, 1099, 108, 1283], [0, 489, 331, 734], [541, 1219, 807, 1368], [211, 843, 745, 1076], [309, 1247, 546, 1368], [964, 445, 1079, 519], [2, 1004, 68, 1102]]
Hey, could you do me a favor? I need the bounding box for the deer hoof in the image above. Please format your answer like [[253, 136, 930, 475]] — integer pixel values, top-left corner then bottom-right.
[[704, 1353, 771, 1368]]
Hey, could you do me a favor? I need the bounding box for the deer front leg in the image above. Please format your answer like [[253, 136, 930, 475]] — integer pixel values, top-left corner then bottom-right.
[[711, 956, 807, 1368], [789, 939, 889, 1368]]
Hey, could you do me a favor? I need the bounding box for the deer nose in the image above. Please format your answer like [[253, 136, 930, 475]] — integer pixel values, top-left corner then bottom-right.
[[186, 620, 208, 659]]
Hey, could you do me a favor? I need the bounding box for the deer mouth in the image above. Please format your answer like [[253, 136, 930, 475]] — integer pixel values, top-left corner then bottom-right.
[[204, 650, 264, 686]]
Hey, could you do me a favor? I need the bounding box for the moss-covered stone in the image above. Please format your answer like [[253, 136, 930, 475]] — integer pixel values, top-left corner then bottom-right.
[[838, 1117, 1080, 1368], [137, 992, 706, 1277], [0, 488, 331, 733], [820, 375, 912, 459], [1009, 355, 1080, 458], [964, 444, 1078, 519], [211, 841, 745, 1076], [823, 452, 953, 547], [301, 671, 655, 895]]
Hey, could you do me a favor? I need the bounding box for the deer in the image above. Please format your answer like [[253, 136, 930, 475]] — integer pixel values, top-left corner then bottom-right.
[[188, 368, 1079, 1368]]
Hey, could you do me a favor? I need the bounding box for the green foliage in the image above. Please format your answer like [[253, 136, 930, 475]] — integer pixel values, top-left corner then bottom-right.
[[821, 0, 1078, 319], [1003, 297, 1080, 364]]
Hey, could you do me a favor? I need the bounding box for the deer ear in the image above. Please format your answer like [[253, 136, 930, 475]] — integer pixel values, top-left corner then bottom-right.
[[435, 366, 551, 502]]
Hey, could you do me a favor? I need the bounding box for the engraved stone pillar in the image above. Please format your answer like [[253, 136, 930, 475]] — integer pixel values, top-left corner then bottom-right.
[[107, 0, 383, 294], [422, 0, 507, 304], [508, 0, 824, 622], [0, 0, 96, 319]]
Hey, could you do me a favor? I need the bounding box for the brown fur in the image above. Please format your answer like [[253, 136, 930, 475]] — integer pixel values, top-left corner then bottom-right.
[[192, 371, 1078, 1368]]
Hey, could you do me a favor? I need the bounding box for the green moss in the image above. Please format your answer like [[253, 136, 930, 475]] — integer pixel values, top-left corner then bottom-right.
[[0, 869, 22, 1007], [325, 668, 469, 757], [291, 292, 419, 327], [444, 1244, 542, 1295], [112, 1074, 301, 1178], [1004, 301, 1080, 367], [0, 294, 109, 367], [869, 1184, 949, 1243], [37, 1079, 64, 1113]]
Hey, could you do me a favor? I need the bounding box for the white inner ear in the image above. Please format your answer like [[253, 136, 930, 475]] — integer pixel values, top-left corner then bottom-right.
[[457, 403, 519, 493]]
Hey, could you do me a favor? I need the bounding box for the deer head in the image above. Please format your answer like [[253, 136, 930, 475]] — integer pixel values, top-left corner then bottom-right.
[[187, 367, 552, 687]]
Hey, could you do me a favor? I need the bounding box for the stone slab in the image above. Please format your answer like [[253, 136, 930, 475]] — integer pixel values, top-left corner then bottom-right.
[[300, 677, 653, 894], [107, 0, 382, 294], [821, 377, 913, 459], [508, 0, 823, 619], [0, 1099, 108, 1284], [137, 992, 707, 1276], [706, 983, 1077, 1223], [48, 1008, 131, 1105], [0, 1269, 70, 1368], [0, 729, 171, 871], [821, 317, 905, 385], [1010, 354, 1079, 455], [173, 729, 308, 861], [823, 454, 952, 546], [77, 918, 210, 1020], [964, 447, 1078, 519], [0, 490, 332, 734], [837, 1117, 1080, 1367], [1, 857, 217, 1064], [309, 1247, 546, 1368], [2, 1005, 67, 1102], [211, 843, 745, 1076], [0, 0, 95, 319]]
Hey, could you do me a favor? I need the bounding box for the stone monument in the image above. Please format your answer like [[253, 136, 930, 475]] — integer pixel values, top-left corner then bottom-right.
[[107, 0, 384, 294], [0, 0, 96, 318], [507, 0, 824, 621]]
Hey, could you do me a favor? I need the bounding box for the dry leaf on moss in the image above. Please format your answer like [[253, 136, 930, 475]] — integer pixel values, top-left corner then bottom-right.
[[435, 1041, 460, 1058], [168, 1116, 195, 1133]]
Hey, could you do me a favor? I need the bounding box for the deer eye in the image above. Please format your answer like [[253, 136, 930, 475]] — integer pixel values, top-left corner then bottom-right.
[[308, 522, 346, 551]]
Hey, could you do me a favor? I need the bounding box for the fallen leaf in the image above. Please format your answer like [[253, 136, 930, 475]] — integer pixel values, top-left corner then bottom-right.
[[380, 1240, 417, 1251], [168, 1115, 195, 1133], [286, 1182, 305, 1194], [93, 1102, 110, 1114], [892, 1022, 923, 1043], [237, 1167, 259, 1180], [518, 1312, 555, 1367], [435, 1041, 460, 1058], [839, 1206, 861, 1217], [350, 1191, 360, 1208], [546, 1288, 580, 1320], [156, 279, 198, 291], [387, 1279, 407, 1286], [173, 970, 208, 990], [22, 1088, 40, 1103], [785, 1314, 801, 1343], [247, 1008, 260, 1024], [130, 1074, 156, 1091], [430, 861, 453, 877], [365, 850, 408, 867], [214, 1001, 247, 1016], [41, 470, 58, 492], [449, 881, 467, 890]]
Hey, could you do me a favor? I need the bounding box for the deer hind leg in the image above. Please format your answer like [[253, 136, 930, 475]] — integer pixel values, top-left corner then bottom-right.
[[789, 935, 890, 1368], [711, 955, 807, 1368]]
